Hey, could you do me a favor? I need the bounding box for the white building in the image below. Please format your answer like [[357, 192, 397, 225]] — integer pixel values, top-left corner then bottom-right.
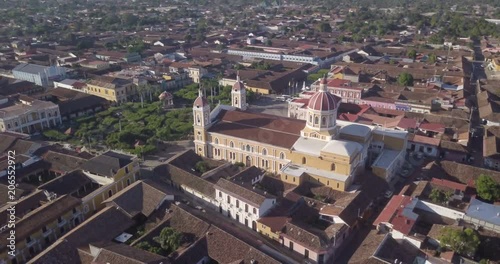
[[214, 177, 276, 230], [0, 95, 61, 134], [12, 63, 67, 87]]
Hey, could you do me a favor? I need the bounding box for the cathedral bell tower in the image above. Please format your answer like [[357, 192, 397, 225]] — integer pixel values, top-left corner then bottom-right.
[[193, 88, 210, 156], [231, 72, 247, 110]]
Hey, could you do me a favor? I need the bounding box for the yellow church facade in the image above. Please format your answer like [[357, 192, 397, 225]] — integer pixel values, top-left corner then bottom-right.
[[193, 76, 408, 192]]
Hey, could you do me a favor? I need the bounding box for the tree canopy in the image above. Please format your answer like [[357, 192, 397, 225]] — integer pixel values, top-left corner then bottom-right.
[[397, 72, 414, 86], [439, 227, 480, 257], [153, 227, 183, 253], [475, 175, 500, 202]]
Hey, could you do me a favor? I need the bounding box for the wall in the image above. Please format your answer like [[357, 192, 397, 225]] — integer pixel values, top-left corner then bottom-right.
[[207, 133, 290, 174], [415, 200, 464, 220], [257, 222, 280, 241], [215, 189, 266, 229], [281, 236, 320, 262]]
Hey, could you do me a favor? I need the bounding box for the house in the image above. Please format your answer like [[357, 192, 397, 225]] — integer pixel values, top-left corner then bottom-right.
[[85, 76, 135, 103], [187, 66, 208, 83], [53, 79, 87, 91], [483, 126, 500, 171], [214, 169, 276, 230], [79, 60, 110, 70], [463, 198, 500, 233], [0, 191, 82, 264], [95, 51, 141, 63], [407, 133, 441, 157], [40, 88, 108, 121], [439, 140, 469, 163], [79, 151, 140, 215], [0, 95, 62, 134], [12, 63, 67, 87]]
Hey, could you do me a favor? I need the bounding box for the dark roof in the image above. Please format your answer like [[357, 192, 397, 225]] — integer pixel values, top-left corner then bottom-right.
[[168, 205, 211, 242], [206, 226, 281, 264], [216, 178, 274, 207], [439, 140, 468, 153], [42, 150, 88, 173], [103, 180, 168, 218], [349, 230, 388, 264], [81, 151, 134, 177], [47, 88, 108, 116], [31, 206, 135, 264], [208, 109, 304, 149], [0, 195, 80, 248], [153, 162, 215, 199], [281, 221, 346, 251], [93, 244, 169, 264], [38, 170, 92, 196], [0, 134, 18, 153], [425, 161, 500, 187]]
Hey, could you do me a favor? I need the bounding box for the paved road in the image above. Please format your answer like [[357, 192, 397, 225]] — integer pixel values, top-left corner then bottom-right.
[[142, 140, 194, 168]]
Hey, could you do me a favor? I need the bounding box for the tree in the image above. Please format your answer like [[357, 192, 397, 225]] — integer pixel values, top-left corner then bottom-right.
[[439, 227, 480, 257], [153, 227, 183, 253], [475, 175, 500, 202], [429, 189, 451, 204], [428, 53, 438, 64], [407, 49, 417, 60], [195, 161, 209, 173], [134, 241, 151, 250], [397, 72, 414, 86], [318, 22, 332, 33], [43, 130, 69, 141]]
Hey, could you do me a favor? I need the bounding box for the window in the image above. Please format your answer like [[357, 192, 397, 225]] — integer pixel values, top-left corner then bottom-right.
[[289, 241, 294, 250], [309, 115, 312, 123], [293, 177, 295, 182], [57, 217, 63, 223], [262, 148, 267, 156], [280, 152, 285, 159], [125, 167, 129, 174], [26, 236, 32, 243], [314, 116, 319, 125], [337, 183, 340, 188], [302, 157, 306, 164], [245, 204, 248, 212], [230, 141, 234, 148], [327, 180, 329, 186], [322, 116, 326, 125], [108, 190, 113, 198], [227, 196, 231, 203], [14, 122, 18, 127], [214, 138, 219, 144], [42, 226, 47, 233], [331, 163, 335, 170], [60, 226, 65, 234], [305, 249, 309, 259], [127, 179, 131, 186], [253, 208, 257, 214], [246, 145, 251, 152], [219, 191, 222, 198], [236, 200, 239, 208]]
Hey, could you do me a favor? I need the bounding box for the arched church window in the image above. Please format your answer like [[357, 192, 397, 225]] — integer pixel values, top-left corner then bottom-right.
[[331, 163, 335, 171], [230, 141, 234, 148], [314, 116, 319, 125], [262, 148, 267, 156], [214, 138, 219, 144], [280, 152, 285, 159], [302, 157, 306, 164], [322, 116, 326, 126], [196, 114, 201, 124]]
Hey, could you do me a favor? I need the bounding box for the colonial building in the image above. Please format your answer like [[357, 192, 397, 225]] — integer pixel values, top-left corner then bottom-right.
[[85, 77, 136, 104], [193, 75, 408, 191], [0, 95, 61, 134]]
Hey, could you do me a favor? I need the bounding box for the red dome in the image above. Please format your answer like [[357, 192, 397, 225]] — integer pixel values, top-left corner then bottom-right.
[[194, 96, 208, 107], [308, 91, 341, 111], [233, 81, 245, 91]]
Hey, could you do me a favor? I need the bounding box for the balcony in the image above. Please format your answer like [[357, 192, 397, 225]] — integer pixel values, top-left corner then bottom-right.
[[57, 219, 67, 227], [42, 229, 52, 237]]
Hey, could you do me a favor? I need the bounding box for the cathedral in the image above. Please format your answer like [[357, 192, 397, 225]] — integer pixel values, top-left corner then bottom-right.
[[193, 75, 408, 191]]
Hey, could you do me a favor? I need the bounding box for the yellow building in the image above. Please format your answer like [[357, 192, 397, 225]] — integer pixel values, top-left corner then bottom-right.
[[193, 75, 408, 192], [85, 77, 135, 103], [0, 151, 140, 264], [0, 192, 82, 264], [79, 151, 140, 216]]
